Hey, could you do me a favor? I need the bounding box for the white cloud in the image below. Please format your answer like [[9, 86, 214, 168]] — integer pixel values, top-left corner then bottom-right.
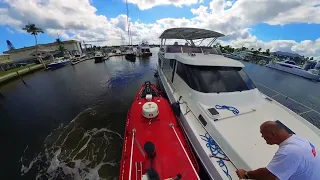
[[227, 35, 320, 58], [0, 0, 319, 57], [6, 27, 14, 34], [126, 0, 198, 10]]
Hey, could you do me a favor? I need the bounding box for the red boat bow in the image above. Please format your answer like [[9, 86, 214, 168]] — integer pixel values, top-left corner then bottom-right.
[[120, 82, 199, 180]]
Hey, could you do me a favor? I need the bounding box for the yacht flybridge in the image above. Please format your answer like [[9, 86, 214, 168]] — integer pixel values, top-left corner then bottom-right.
[[157, 28, 320, 180]]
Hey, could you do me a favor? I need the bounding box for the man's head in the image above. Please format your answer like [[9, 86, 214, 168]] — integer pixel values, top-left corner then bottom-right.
[[260, 121, 291, 145]]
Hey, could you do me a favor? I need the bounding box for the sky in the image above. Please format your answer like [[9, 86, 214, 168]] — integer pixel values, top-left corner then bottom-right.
[[0, 0, 319, 58]]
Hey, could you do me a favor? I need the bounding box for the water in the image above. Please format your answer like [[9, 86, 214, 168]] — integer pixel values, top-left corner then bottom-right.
[[0, 49, 319, 179]]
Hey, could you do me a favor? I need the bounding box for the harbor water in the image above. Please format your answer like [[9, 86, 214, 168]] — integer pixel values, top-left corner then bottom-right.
[[0, 48, 319, 179]]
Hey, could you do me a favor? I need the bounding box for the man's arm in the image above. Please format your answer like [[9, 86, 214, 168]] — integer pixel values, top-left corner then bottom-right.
[[236, 168, 277, 180], [247, 168, 277, 180]]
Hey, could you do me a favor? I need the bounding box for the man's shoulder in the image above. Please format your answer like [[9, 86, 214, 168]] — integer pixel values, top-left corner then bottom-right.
[[278, 138, 304, 156], [278, 135, 310, 158], [278, 144, 302, 155]]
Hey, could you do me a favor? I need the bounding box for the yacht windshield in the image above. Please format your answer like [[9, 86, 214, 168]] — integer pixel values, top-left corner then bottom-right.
[[176, 63, 256, 93]]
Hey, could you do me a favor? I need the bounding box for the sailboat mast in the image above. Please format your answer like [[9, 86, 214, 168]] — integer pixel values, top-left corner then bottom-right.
[[126, 0, 131, 46]]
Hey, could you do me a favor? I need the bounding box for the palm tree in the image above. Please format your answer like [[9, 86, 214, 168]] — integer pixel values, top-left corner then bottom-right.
[[266, 49, 270, 56], [56, 38, 62, 44], [22, 23, 44, 46], [56, 38, 64, 55], [22, 23, 45, 67], [241, 46, 247, 51], [58, 45, 66, 55]]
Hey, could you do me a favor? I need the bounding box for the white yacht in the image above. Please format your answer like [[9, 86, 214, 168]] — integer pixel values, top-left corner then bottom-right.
[[94, 51, 104, 63], [111, 49, 122, 56], [266, 60, 320, 81], [157, 28, 320, 180], [136, 40, 152, 57]]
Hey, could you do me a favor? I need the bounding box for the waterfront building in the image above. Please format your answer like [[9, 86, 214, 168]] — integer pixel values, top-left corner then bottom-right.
[[3, 40, 82, 63]]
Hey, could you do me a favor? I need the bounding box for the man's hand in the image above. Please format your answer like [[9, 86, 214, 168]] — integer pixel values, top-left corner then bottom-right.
[[236, 169, 247, 179]]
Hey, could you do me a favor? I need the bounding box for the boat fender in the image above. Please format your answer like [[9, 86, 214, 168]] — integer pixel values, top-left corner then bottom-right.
[[171, 102, 181, 117], [144, 141, 156, 159], [142, 102, 159, 119], [146, 94, 153, 101]]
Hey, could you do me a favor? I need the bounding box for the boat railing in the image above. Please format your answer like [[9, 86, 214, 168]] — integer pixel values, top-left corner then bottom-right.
[[255, 82, 320, 124], [169, 123, 201, 179], [165, 45, 221, 55]]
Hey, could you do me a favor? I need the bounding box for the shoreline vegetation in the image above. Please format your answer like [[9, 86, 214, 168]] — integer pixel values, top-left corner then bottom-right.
[[0, 64, 43, 84]]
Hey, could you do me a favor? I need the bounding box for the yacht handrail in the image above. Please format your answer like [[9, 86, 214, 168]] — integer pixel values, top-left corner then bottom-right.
[[255, 82, 320, 116]]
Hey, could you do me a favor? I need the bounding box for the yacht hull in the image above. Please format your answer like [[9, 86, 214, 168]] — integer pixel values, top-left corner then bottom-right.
[[47, 60, 70, 70], [266, 63, 320, 81], [94, 57, 104, 63], [125, 54, 136, 62], [157, 66, 227, 180], [138, 52, 152, 58]]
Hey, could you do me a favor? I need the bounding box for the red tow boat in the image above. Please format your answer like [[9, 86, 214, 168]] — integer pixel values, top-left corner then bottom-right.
[[120, 82, 199, 180]]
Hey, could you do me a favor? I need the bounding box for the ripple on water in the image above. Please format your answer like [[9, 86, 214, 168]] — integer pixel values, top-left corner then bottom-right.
[[19, 108, 123, 180]]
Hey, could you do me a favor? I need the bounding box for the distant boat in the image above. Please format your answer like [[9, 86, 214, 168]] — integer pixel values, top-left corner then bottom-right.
[[111, 49, 122, 56], [71, 53, 87, 65], [125, 47, 136, 62], [94, 51, 104, 63], [266, 60, 320, 81], [136, 41, 152, 58], [47, 57, 70, 70]]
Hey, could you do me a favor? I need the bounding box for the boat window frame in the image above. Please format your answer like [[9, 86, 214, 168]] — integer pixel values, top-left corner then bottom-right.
[[169, 59, 177, 83], [175, 62, 256, 93]]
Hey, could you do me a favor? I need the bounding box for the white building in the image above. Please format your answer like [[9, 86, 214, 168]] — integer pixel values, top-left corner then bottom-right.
[[3, 40, 82, 62], [0, 54, 11, 63]]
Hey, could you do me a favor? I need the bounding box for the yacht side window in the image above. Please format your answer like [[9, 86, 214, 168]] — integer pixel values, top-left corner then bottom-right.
[[176, 63, 256, 93], [176, 62, 190, 85]]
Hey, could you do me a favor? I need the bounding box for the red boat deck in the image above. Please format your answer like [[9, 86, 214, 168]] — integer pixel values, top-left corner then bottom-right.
[[120, 83, 199, 180]]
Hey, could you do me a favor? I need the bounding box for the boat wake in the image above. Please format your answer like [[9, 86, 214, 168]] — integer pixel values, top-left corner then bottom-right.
[[19, 108, 123, 180]]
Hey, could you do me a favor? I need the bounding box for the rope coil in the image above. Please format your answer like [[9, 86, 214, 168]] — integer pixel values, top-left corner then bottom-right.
[[200, 133, 232, 180], [215, 105, 239, 115]]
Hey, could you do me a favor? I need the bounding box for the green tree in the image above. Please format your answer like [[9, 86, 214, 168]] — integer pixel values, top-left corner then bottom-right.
[[310, 57, 314, 60], [58, 45, 66, 55], [55, 38, 66, 56], [251, 48, 254, 51], [22, 23, 44, 46], [22, 23, 45, 67], [258, 48, 262, 52], [241, 46, 247, 51], [265, 49, 270, 56], [56, 38, 62, 44], [218, 45, 225, 53]]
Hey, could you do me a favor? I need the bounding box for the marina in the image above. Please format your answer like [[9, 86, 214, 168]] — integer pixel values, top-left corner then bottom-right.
[[1, 47, 319, 180]]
